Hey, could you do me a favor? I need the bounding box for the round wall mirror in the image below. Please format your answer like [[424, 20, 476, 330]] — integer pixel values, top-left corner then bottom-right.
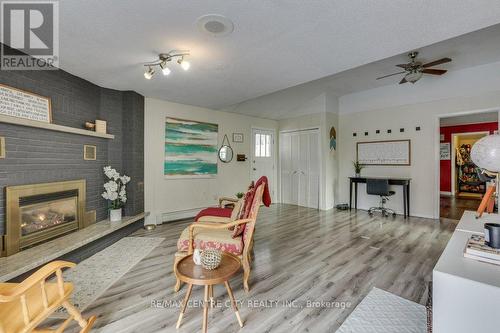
[[218, 145, 233, 163]]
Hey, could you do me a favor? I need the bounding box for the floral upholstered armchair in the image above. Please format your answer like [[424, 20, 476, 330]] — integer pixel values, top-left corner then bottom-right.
[[174, 182, 266, 293]]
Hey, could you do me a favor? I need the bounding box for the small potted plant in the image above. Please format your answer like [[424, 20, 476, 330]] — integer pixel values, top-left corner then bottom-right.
[[353, 161, 364, 177], [101, 166, 130, 222], [236, 192, 245, 199]]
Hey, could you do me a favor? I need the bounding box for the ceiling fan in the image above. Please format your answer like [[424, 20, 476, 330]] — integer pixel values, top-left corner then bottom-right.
[[376, 51, 452, 84]]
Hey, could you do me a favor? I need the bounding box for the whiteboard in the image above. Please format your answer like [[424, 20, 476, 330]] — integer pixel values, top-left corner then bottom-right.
[[357, 140, 411, 165]]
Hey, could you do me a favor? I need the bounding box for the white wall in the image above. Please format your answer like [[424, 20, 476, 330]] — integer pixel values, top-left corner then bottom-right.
[[236, 89, 340, 210], [325, 95, 340, 207], [338, 91, 500, 219], [144, 97, 278, 224]]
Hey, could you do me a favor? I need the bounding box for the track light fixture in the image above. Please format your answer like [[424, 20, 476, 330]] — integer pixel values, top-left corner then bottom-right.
[[143, 51, 190, 79]]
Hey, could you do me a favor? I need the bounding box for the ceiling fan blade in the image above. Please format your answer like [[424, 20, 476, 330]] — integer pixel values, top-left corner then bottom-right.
[[399, 77, 407, 84], [422, 68, 447, 75], [423, 58, 452, 68], [396, 64, 410, 69], [376, 71, 406, 80]]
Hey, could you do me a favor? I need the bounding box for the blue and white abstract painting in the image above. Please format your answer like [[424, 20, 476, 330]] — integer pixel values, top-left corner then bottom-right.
[[164, 118, 218, 177]]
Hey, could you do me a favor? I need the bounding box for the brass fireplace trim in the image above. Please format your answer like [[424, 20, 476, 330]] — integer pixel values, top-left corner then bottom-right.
[[4, 179, 86, 256]]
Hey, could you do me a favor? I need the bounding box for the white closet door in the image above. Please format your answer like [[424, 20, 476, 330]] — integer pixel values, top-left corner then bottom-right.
[[307, 131, 320, 208], [298, 133, 310, 207], [280, 133, 293, 204], [280, 129, 320, 209], [290, 133, 300, 205]]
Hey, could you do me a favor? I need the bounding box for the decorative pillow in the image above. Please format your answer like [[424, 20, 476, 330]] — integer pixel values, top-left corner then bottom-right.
[[232, 187, 255, 238], [230, 199, 243, 221], [240, 186, 255, 219], [227, 199, 244, 231]]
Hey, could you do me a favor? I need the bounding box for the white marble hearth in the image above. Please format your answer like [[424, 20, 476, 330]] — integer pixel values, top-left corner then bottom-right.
[[0, 212, 148, 282]]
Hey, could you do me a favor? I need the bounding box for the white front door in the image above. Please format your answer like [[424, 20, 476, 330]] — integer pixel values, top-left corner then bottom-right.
[[251, 128, 275, 200]]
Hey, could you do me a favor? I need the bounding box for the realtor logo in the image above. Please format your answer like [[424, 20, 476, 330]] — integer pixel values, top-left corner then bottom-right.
[[1, 0, 59, 70]]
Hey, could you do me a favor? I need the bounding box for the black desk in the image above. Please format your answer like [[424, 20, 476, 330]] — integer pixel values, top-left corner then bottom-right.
[[349, 177, 411, 218]]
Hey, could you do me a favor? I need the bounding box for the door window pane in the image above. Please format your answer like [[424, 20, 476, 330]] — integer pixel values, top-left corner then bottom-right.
[[255, 134, 261, 157], [255, 133, 272, 157], [265, 134, 271, 157], [260, 134, 266, 157]]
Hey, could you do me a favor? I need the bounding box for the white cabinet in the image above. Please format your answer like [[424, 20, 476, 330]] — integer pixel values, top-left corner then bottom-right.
[[433, 211, 500, 332], [280, 129, 320, 209]]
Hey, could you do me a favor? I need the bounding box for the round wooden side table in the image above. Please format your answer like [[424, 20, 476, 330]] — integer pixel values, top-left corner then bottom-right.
[[175, 252, 243, 332]]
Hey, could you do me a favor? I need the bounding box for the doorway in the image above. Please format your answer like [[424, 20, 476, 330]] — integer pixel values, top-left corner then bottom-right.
[[251, 128, 276, 200], [279, 129, 320, 209], [439, 111, 498, 219]]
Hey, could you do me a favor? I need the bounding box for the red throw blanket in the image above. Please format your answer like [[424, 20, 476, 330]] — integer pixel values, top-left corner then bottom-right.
[[255, 176, 272, 207], [194, 176, 272, 222], [194, 207, 232, 222]]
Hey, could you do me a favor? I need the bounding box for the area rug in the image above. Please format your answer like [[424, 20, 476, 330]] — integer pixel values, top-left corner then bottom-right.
[[55, 236, 164, 314], [336, 287, 426, 333]]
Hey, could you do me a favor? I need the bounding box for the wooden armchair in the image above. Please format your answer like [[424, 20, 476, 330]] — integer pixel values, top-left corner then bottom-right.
[[174, 183, 265, 293], [195, 188, 251, 224], [0, 261, 96, 333]]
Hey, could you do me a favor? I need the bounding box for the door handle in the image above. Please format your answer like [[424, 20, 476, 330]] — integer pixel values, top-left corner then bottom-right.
[[253, 168, 257, 171]]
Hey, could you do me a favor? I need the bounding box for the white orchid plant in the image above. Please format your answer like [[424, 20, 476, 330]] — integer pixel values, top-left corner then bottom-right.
[[101, 166, 131, 210]]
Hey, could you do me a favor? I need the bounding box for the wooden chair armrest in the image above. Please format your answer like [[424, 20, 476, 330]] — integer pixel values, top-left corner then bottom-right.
[[187, 219, 253, 254], [196, 216, 231, 224], [190, 219, 252, 231], [218, 197, 239, 207], [0, 260, 75, 302]]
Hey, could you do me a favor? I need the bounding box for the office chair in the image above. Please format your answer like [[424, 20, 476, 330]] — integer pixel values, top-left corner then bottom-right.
[[366, 178, 396, 217]]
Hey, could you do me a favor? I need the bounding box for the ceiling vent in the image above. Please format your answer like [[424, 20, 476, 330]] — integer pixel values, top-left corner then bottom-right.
[[197, 14, 234, 37]]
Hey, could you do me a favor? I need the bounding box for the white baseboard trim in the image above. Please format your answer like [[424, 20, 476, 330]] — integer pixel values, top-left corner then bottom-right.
[[440, 191, 452, 196], [160, 207, 204, 223]]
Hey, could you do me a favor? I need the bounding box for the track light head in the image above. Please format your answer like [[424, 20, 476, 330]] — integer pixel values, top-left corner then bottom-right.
[[178, 57, 190, 71], [144, 66, 154, 80], [160, 61, 171, 76]]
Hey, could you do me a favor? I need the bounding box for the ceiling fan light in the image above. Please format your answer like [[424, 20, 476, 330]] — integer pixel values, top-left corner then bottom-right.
[[405, 71, 423, 83], [144, 67, 154, 80]]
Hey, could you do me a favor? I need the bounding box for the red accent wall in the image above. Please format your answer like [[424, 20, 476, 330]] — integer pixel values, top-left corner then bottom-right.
[[440, 122, 498, 192]]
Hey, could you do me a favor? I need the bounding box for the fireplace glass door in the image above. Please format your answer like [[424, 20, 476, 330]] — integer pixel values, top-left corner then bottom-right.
[[20, 197, 78, 236]]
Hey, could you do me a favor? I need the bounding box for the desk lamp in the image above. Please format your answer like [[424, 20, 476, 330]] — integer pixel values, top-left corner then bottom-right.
[[471, 134, 500, 217]]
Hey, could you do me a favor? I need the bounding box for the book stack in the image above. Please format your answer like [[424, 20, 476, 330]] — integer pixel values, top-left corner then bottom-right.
[[464, 234, 500, 265]]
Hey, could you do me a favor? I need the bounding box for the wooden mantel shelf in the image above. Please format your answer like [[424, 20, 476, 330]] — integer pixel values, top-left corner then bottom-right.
[[0, 212, 148, 282], [0, 114, 115, 139]]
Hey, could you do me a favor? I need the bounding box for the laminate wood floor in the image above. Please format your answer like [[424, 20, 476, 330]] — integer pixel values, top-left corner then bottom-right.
[[440, 195, 481, 220], [62, 205, 456, 333]]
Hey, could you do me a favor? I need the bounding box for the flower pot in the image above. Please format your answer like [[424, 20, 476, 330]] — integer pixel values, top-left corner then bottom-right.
[[355, 173, 361, 178], [109, 208, 122, 222]]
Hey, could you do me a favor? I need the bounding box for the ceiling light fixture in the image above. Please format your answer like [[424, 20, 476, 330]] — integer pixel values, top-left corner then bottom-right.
[[143, 51, 190, 79], [404, 70, 423, 84]]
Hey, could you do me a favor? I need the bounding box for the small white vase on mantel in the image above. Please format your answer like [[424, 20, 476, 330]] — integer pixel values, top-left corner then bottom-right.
[[110, 208, 122, 222]]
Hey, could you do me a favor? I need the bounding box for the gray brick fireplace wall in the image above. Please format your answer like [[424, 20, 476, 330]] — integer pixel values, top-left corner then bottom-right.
[[0, 58, 144, 236]]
